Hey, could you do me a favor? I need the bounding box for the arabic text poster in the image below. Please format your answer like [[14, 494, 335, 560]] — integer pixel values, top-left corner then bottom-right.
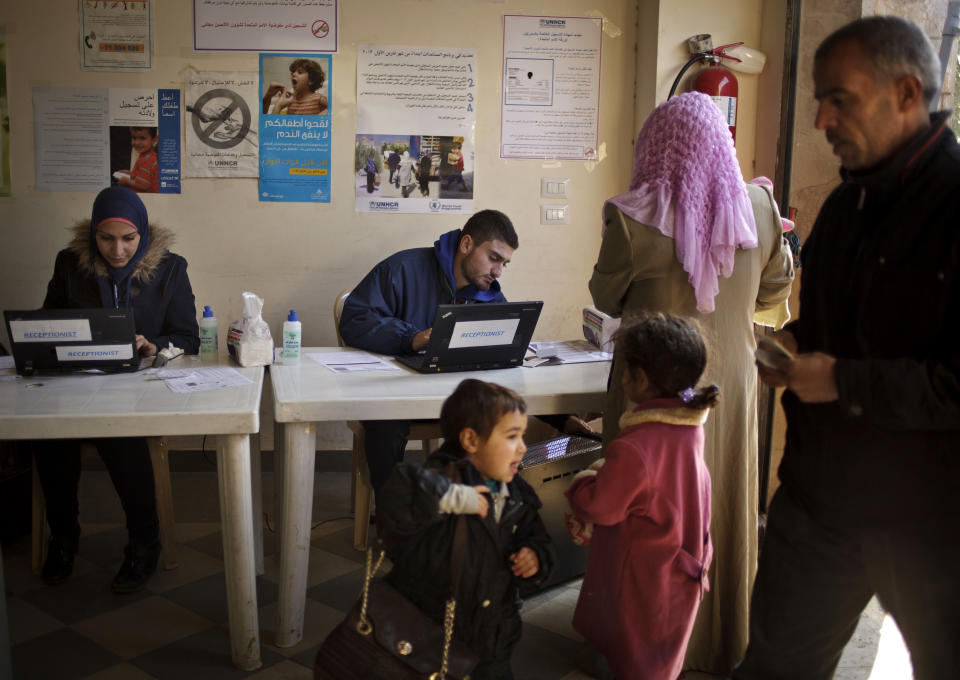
[[195, 0, 338, 53], [500, 15, 602, 160], [108, 88, 180, 193], [80, 0, 153, 70], [185, 71, 259, 177], [258, 53, 331, 202], [34, 87, 180, 193], [355, 45, 476, 215]]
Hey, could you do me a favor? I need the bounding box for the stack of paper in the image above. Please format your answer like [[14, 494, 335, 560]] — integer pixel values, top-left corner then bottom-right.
[[307, 351, 401, 373], [525, 340, 612, 367], [148, 366, 254, 393]]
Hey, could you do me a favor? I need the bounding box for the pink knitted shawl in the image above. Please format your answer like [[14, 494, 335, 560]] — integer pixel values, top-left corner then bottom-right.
[[606, 92, 758, 313]]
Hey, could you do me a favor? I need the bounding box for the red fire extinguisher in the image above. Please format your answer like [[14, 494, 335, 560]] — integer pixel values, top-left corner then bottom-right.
[[669, 34, 765, 145]]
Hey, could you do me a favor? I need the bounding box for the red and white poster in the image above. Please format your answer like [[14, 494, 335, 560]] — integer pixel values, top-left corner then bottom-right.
[[194, 0, 338, 53]]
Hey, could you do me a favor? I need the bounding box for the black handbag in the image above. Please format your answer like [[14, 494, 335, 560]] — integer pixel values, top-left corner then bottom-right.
[[314, 515, 477, 680]]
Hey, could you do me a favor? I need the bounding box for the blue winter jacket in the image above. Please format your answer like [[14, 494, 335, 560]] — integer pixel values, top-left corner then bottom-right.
[[339, 229, 506, 355]]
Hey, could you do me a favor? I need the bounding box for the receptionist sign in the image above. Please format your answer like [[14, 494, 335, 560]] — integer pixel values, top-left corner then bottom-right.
[[258, 53, 332, 202]]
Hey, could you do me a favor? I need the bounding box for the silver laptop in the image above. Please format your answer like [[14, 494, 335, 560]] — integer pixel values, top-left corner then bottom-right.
[[396, 301, 543, 373], [4, 308, 140, 376]]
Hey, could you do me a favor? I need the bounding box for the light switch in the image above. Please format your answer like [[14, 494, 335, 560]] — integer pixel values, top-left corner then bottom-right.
[[540, 178, 570, 199], [540, 204, 570, 225]]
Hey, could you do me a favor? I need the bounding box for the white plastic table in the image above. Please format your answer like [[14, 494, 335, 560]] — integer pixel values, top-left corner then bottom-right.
[[0, 357, 265, 671], [268, 346, 610, 647]]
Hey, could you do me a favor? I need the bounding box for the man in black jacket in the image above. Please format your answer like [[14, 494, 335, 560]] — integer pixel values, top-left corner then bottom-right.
[[734, 16, 960, 680]]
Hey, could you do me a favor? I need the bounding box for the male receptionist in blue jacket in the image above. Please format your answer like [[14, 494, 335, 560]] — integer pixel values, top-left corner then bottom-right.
[[339, 209, 591, 505]]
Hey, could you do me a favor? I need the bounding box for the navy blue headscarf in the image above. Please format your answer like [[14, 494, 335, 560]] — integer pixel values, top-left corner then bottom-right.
[[90, 187, 150, 308]]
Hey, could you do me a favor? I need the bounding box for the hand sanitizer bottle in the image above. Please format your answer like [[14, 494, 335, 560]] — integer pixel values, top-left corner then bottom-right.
[[282, 309, 302, 363], [199, 305, 218, 359]]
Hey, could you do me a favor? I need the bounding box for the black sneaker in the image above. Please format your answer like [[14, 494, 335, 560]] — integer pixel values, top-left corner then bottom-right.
[[42, 533, 79, 585], [111, 540, 160, 594]]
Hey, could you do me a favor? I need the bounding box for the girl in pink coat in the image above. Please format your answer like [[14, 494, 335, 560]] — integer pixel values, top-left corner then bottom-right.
[[566, 313, 716, 680]]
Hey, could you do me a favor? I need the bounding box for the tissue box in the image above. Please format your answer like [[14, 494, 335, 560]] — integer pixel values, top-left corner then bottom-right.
[[226, 323, 273, 367], [582, 305, 620, 353], [226, 291, 274, 367]]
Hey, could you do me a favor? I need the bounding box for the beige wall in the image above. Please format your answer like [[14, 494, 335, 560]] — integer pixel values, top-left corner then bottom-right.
[[0, 1, 638, 346], [0, 0, 785, 448], [636, 0, 774, 180]]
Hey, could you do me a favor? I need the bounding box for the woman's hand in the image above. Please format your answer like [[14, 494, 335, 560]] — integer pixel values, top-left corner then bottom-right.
[[263, 82, 286, 100], [262, 82, 291, 113], [135, 334, 157, 357]]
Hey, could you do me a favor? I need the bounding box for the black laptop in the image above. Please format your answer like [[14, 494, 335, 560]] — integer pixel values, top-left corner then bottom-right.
[[4, 308, 140, 376], [396, 301, 543, 373]]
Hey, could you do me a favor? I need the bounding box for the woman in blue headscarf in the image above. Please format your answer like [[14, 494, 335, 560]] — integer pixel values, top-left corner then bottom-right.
[[35, 187, 199, 593]]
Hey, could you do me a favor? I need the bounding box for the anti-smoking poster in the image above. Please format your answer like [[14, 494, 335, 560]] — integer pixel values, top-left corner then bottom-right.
[[185, 71, 259, 177], [258, 53, 332, 202], [33, 87, 180, 193], [355, 45, 477, 214]]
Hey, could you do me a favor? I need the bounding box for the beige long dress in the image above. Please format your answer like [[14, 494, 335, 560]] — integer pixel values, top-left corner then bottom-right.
[[588, 182, 795, 673]]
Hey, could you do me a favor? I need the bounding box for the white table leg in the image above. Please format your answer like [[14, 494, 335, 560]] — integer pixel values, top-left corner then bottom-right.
[[250, 435, 264, 576], [216, 433, 262, 671], [273, 422, 285, 540], [276, 421, 316, 648]]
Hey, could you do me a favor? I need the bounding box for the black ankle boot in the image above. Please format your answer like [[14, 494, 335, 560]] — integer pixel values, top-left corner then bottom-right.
[[42, 534, 79, 585], [111, 540, 160, 594]]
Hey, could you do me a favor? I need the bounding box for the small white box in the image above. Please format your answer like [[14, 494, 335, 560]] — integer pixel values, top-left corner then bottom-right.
[[582, 305, 620, 353]]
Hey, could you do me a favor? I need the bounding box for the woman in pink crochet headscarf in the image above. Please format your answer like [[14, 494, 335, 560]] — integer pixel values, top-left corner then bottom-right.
[[588, 91, 795, 675]]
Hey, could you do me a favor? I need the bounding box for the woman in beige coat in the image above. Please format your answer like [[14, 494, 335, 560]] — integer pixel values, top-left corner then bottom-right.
[[589, 92, 794, 674]]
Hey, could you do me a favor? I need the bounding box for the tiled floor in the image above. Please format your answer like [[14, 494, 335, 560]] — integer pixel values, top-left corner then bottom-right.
[[3, 450, 912, 679]]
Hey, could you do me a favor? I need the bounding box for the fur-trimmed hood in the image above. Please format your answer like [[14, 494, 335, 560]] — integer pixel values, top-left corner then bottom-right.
[[619, 402, 709, 431], [68, 220, 174, 283]]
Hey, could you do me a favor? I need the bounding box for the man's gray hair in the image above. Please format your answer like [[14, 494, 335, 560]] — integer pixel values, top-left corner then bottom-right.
[[815, 15, 941, 105]]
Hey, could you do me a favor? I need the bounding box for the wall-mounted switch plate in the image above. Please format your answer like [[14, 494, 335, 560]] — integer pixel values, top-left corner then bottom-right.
[[540, 204, 570, 225], [540, 178, 570, 199]]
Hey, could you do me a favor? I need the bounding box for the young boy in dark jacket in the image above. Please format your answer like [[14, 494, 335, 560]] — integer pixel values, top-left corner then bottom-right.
[[378, 379, 555, 680]]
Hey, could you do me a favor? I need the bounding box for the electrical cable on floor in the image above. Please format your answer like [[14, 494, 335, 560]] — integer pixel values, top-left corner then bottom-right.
[[200, 434, 216, 467], [261, 512, 354, 533]]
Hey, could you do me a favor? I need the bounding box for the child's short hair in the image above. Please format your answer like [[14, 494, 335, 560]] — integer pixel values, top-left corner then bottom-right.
[[440, 379, 527, 444], [616, 313, 720, 409], [130, 126, 157, 137], [289, 58, 326, 90]]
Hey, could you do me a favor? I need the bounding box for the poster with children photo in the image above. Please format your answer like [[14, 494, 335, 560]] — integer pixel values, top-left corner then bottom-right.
[[258, 54, 332, 203], [109, 125, 159, 193], [107, 88, 181, 194], [260, 56, 329, 116]]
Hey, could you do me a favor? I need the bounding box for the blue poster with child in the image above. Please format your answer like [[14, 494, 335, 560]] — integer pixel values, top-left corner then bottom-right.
[[258, 53, 332, 202]]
